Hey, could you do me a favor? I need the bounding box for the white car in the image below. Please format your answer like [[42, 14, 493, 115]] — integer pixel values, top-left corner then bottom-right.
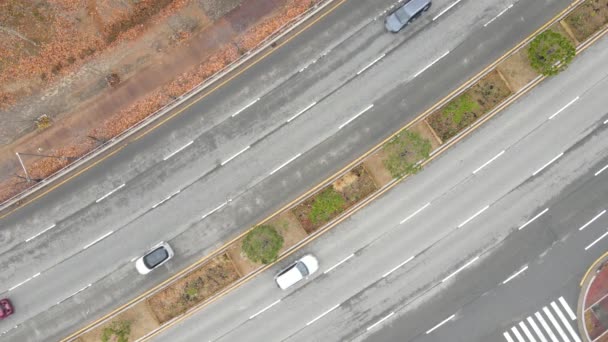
[[275, 254, 319, 290], [135, 242, 174, 275]]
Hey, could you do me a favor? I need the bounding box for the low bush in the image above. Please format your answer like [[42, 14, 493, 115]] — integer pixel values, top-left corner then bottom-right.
[[242, 225, 283, 264], [309, 187, 345, 224], [527, 30, 575, 76]]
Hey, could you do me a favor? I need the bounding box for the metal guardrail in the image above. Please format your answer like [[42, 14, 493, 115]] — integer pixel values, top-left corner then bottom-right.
[[0, 0, 335, 213]]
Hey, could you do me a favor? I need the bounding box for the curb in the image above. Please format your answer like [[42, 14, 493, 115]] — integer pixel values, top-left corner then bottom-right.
[[577, 251, 608, 342]]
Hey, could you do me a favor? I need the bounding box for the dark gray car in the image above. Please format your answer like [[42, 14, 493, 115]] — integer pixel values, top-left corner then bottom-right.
[[385, 0, 431, 33]]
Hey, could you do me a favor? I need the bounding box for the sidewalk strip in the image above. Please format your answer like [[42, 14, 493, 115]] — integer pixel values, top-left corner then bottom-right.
[[231, 98, 260, 117], [400, 203, 431, 224], [442, 256, 479, 282], [585, 231, 608, 251], [473, 150, 505, 174], [457, 205, 489, 228], [83, 231, 114, 250], [163, 141, 194, 161], [548, 96, 579, 120], [558, 297, 577, 320], [579, 210, 606, 231], [287, 102, 317, 123], [551, 302, 580, 342], [338, 104, 374, 130], [324, 254, 355, 274], [95, 184, 126, 203], [306, 304, 339, 326], [249, 299, 281, 319], [543, 307, 570, 342], [519, 208, 549, 230], [502, 265, 528, 284], [25, 224, 56, 242], [270, 153, 302, 175], [426, 314, 455, 334], [532, 153, 563, 176], [366, 312, 394, 331], [527, 316, 548, 342], [382, 256, 415, 278], [535, 311, 558, 342]]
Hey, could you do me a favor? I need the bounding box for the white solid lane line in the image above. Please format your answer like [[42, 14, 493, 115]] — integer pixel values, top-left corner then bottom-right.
[[558, 297, 577, 321], [535, 311, 559, 342], [306, 304, 340, 326], [25, 224, 56, 242], [585, 230, 608, 251], [473, 150, 505, 174], [527, 316, 548, 342], [270, 153, 302, 175], [413, 51, 450, 78], [357, 54, 386, 75], [519, 321, 536, 342], [324, 254, 355, 274], [595, 163, 608, 176], [604, 118, 608, 124], [249, 299, 281, 320], [221, 146, 250, 166], [82, 231, 114, 250], [519, 208, 549, 230], [338, 104, 374, 130], [457, 205, 490, 228], [8, 272, 41, 291], [287, 102, 317, 123], [366, 312, 395, 331], [484, 4, 513, 27], [532, 153, 564, 176], [543, 306, 570, 342], [400, 203, 431, 224], [502, 265, 528, 284], [433, 0, 462, 20], [163, 141, 194, 161], [382, 256, 415, 278], [426, 314, 455, 334], [442, 256, 479, 283], [579, 210, 606, 231], [95, 183, 126, 203], [551, 302, 581, 342], [548, 96, 579, 120], [231, 98, 260, 117]]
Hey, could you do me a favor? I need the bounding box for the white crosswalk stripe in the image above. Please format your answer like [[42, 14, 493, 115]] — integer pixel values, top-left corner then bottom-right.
[[502, 297, 581, 342]]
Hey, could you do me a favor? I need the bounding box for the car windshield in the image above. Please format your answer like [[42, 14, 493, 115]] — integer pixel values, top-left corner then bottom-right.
[[296, 261, 309, 276], [143, 247, 168, 269], [395, 8, 410, 23]]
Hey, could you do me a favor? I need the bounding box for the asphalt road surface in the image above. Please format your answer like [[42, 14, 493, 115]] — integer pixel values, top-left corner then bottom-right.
[[154, 26, 608, 342], [0, 0, 573, 340]]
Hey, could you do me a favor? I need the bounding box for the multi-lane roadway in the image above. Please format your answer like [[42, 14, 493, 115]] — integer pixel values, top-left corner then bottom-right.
[[0, 0, 580, 340]]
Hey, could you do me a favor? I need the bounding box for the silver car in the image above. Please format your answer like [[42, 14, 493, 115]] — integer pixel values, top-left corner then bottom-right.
[[135, 242, 174, 275], [275, 254, 319, 290], [385, 0, 431, 33]]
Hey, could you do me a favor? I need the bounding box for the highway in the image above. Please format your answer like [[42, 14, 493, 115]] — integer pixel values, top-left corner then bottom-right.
[[154, 27, 608, 341], [0, 0, 573, 340]]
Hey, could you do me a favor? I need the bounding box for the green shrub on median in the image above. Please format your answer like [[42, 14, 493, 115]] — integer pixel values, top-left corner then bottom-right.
[[101, 320, 131, 342], [242, 225, 284, 264], [383, 130, 432, 179], [528, 30, 575, 76], [309, 187, 346, 225]]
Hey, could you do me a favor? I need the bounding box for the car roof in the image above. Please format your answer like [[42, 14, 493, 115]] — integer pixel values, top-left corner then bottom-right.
[[402, 0, 430, 16], [143, 246, 169, 269], [276, 264, 304, 289]]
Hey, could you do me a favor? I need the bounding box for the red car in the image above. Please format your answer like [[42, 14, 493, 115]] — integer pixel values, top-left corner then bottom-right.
[[0, 298, 13, 319]]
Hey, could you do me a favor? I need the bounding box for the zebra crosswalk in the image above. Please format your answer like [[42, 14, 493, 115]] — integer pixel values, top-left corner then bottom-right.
[[503, 296, 581, 342]]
